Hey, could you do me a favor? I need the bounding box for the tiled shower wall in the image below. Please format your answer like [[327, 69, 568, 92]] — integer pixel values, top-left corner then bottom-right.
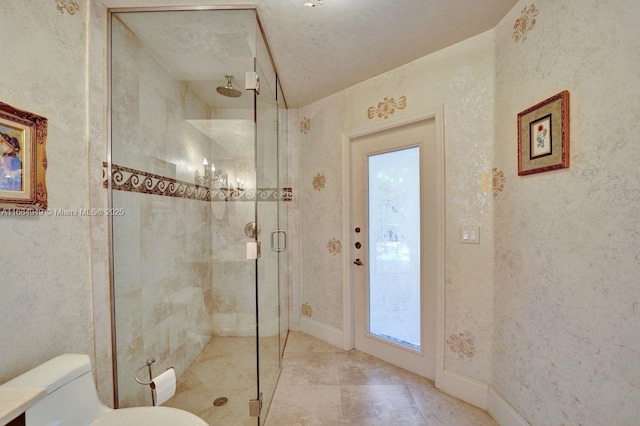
[[110, 16, 217, 406]]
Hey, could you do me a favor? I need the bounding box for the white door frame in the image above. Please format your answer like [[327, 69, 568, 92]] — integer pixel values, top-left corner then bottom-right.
[[342, 108, 445, 383]]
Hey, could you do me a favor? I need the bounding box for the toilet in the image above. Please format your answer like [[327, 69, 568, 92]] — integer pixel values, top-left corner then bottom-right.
[[0, 354, 207, 425]]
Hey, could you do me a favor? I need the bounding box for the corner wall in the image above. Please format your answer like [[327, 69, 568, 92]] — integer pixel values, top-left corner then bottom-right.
[[297, 30, 497, 384], [492, 0, 640, 424]]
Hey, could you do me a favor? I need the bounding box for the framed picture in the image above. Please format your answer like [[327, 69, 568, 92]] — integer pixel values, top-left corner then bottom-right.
[[518, 90, 569, 175], [0, 102, 48, 210]]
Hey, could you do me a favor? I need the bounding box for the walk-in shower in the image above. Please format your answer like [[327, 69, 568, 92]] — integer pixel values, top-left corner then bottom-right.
[[108, 7, 288, 424]]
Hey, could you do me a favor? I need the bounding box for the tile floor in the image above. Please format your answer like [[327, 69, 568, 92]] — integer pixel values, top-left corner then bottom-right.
[[265, 332, 498, 425], [166, 331, 498, 425], [164, 336, 265, 425]]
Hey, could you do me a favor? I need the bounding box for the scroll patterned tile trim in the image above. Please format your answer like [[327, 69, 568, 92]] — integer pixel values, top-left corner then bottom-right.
[[367, 96, 407, 120], [480, 168, 506, 196], [327, 238, 342, 255], [301, 303, 313, 318], [103, 162, 289, 202], [446, 332, 477, 359], [312, 173, 326, 191], [300, 117, 311, 134], [55, 0, 80, 15], [513, 4, 539, 43]]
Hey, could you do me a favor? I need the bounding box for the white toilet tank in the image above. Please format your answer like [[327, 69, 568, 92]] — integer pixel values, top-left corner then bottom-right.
[[1, 354, 111, 425]]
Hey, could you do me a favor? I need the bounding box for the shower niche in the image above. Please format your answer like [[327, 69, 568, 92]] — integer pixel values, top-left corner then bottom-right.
[[108, 7, 288, 424]]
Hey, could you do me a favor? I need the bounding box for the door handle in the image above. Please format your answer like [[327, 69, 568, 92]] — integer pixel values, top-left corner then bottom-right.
[[271, 230, 287, 252], [353, 258, 363, 266]]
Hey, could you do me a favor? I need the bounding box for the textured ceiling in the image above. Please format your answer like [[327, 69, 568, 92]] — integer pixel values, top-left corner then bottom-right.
[[112, 0, 518, 108]]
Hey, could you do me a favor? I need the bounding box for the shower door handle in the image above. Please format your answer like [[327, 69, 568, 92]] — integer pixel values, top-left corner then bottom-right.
[[271, 230, 287, 252]]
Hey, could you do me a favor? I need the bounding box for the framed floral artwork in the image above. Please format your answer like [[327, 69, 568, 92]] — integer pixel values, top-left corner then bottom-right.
[[0, 102, 48, 211], [517, 90, 569, 175]]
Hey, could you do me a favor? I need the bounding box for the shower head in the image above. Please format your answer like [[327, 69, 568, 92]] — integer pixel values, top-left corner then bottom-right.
[[216, 75, 242, 98]]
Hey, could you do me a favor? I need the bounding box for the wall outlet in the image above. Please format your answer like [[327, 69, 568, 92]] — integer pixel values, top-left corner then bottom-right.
[[460, 226, 480, 244]]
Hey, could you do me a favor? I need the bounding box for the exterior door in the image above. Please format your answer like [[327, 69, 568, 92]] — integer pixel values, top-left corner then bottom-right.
[[352, 118, 437, 379]]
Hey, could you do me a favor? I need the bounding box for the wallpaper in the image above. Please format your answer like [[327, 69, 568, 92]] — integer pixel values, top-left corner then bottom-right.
[[492, 0, 640, 424], [0, 0, 94, 385], [299, 30, 497, 383], [299, 93, 348, 330]]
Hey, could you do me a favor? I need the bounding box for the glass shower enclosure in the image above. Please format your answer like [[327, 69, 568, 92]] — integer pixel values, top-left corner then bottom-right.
[[108, 7, 287, 424]]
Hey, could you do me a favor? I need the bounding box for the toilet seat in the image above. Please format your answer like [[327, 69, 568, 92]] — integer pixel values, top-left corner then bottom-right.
[[91, 406, 208, 426]]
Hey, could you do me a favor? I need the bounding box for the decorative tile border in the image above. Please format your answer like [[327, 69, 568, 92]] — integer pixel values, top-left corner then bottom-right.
[[513, 4, 539, 43], [367, 96, 407, 120], [479, 168, 506, 196], [103, 162, 292, 202], [55, 0, 80, 15], [446, 332, 477, 359]]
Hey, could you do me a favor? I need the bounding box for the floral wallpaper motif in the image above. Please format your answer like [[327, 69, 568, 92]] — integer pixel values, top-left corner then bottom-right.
[[479, 168, 506, 196], [367, 96, 407, 119], [312, 173, 326, 190], [55, 0, 80, 15], [327, 238, 342, 255], [446, 332, 477, 359], [513, 4, 539, 42], [301, 303, 313, 318], [300, 117, 311, 134]]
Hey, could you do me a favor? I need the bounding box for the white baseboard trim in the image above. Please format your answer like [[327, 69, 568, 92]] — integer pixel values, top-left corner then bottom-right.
[[487, 387, 529, 426], [435, 370, 529, 425], [436, 369, 488, 410], [299, 317, 344, 349]]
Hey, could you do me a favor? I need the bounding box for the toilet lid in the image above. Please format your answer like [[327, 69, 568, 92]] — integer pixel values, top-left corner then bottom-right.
[[92, 406, 208, 426]]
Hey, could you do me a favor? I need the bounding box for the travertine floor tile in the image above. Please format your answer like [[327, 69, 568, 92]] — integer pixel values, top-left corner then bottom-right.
[[167, 332, 497, 426], [341, 384, 427, 425], [266, 384, 343, 425]]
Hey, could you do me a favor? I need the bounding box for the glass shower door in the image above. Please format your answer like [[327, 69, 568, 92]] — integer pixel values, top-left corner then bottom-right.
[[255, 59, 281, 423]]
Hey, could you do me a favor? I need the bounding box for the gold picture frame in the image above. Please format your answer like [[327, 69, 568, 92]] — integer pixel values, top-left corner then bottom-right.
[[0, 102, 48, 210], [518, 90, 570, 176]]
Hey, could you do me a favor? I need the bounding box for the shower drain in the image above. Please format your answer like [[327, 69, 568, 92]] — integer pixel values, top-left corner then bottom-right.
[[213, 397, 229, 407]]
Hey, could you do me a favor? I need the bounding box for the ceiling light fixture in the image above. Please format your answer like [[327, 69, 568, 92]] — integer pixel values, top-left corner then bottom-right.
[[304, 0, 323, 7]]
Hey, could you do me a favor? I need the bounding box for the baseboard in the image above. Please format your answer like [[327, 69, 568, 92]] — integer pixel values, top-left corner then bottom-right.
[[436, 370, 529, 425], [436, 369, 489, 410], [299, 317, 344, 349], [487, 387, 529, 426]]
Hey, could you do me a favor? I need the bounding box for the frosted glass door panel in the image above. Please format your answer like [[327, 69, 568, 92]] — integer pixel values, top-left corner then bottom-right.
[[368, 147, 421, 350]]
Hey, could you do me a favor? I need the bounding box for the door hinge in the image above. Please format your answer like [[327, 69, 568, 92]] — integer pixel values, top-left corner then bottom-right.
[[249, 392, 263, 417], [245, 71, 260, 95]]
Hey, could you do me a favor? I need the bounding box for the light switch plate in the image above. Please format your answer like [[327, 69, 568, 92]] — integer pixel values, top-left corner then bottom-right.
[[460, 226, 480, 244]]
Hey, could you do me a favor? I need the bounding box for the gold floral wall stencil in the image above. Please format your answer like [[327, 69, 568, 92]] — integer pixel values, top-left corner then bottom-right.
[[327, 238, 342, 255], [513, 4, 539, 42], [55, 0, 80, 15], [479, 168, 506, 196], [312, 173, 326, 190], [301, 303, 313, 318], [300, 117, 311, 134], [446, 332, 477, 359], [367, 96, 407, 120]]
